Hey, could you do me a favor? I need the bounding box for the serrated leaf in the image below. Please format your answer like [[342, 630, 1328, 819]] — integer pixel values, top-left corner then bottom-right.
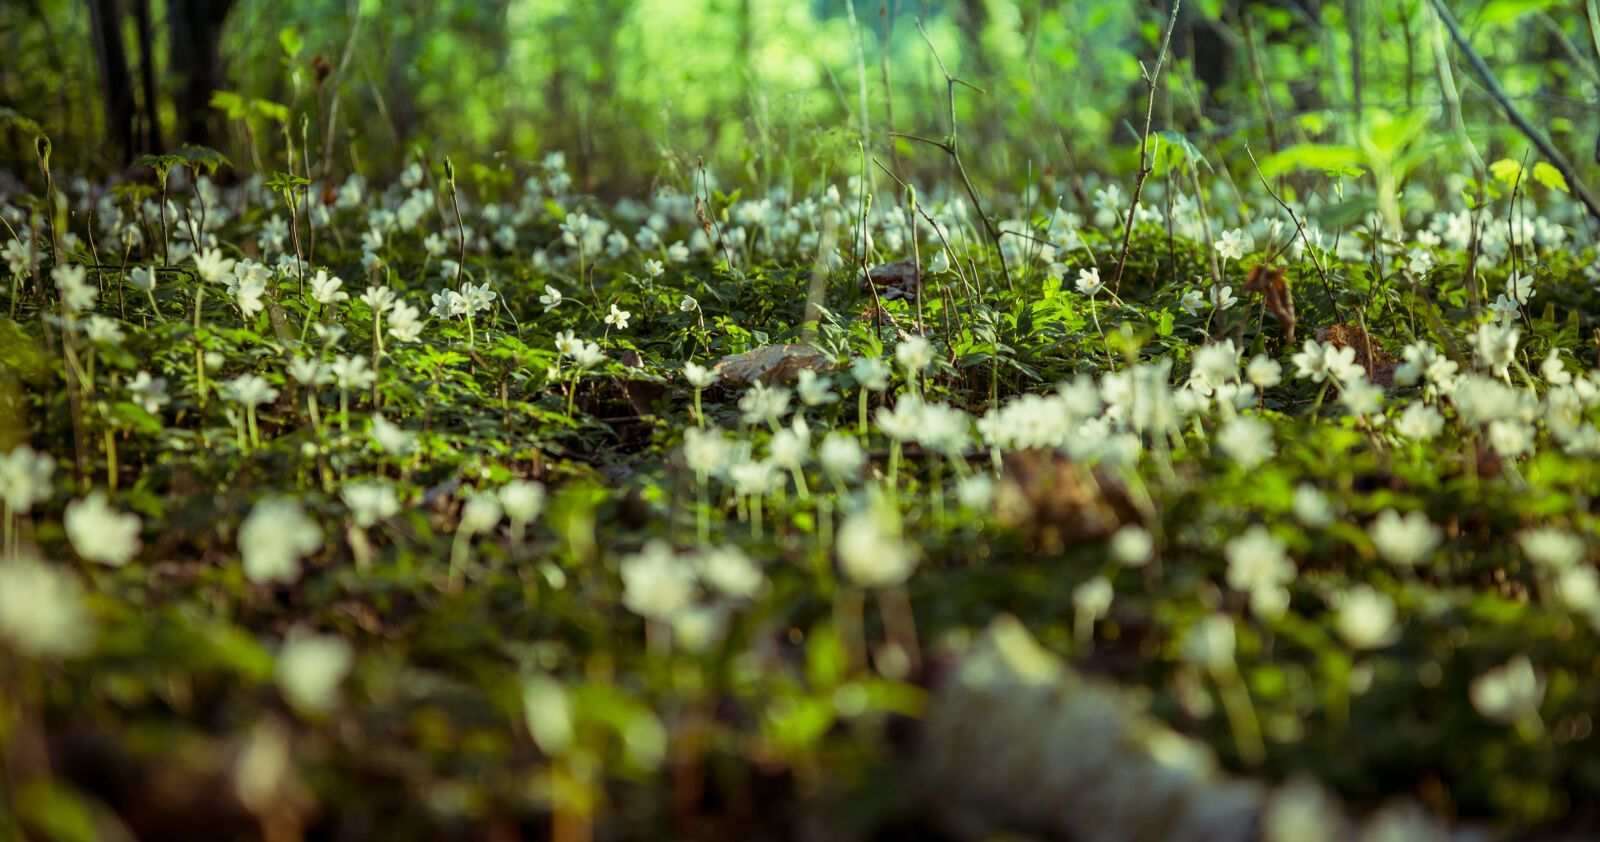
[[1489, 158, 1522, 184], [1531, 162, 1569, 194]]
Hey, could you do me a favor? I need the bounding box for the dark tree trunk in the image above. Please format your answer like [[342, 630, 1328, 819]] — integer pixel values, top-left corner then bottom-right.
[[132, 0, 161, 154], [87, 0, 137, 163], [167, 0, 237, 146]]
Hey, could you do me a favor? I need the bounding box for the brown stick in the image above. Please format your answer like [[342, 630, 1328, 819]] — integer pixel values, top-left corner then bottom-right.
[[1111, 0, 1182, 296], [1428, 0, 1600, 222]]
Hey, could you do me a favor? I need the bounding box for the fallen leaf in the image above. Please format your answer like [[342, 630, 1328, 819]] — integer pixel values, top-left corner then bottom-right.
[[1315, 323, 1397, 386], [712, 343, 836, 385], [1242, 265, 1295, 344], [993, 449, 1136, 552], [859, 258, 923, 301]]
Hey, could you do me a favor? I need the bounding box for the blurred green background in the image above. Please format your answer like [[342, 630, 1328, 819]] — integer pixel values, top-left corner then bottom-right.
[[2, 0, 1597, 199]]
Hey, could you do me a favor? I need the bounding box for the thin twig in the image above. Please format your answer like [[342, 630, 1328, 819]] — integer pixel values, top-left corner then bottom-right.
[[1111, 0, 1182, 296], [1243, 141, 1344, 324], [1428, 0, 1600, 222]]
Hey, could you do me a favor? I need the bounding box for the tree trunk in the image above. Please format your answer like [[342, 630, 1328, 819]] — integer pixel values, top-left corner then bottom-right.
[[132, 0, 161, 154], [87, 0, 136, 163], [167, 0, 237, 146]]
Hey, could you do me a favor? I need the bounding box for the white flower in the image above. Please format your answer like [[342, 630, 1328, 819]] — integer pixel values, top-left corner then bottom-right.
[[387, 301, 424, 342], [370, 414, 416, 456], [1293, 484, 1335, 528], [128, 265, 156, 293], [225, 374, 280, 408], [621, 540, 697, 620], [1216, 228, 1250, 261], [1179, 288, 1204, 316], [817, 433, 864, 481], [0, 553, 95, 658], [1339, 376, 1383, 416], [460, 494, 503, 534], [797, 369, 837, 405], [330, 355, 375, 391], [1369, 509, 1442, 568], [1073, 575, 1113, 620], [679, 294, 698, 312], [1246, 354, 1282, 389], [64, 490, 141, 567], [1182, 613, 1236, 668], [1469, 655, 1544, 725], [554, 330, 583, 357], [836, 502, 918, 588], [852, 355, 890, 390], [1394, 402, 1444, 440], [1075, 266, 1103, 297], [1323, 344, 1364, 384], [53, 264, 95, 313], [895, 336, 934, 374], [738, 381, 791, 425], [460, 281, 497, 315], [193, 247, 236, 284], [360, 284, 396, 315], [275, 628, 353, 714], [1518, 528, 1585, 571], [644, 258, 665, 278], [239, 498, 323, 584], [1211, 284, 1237, 310], [927, 249, 950, 274], [309, 270, 347, 305], [568, 341, 606, 370], [127, 371, 170, 413], [955, 474, 995, 509], [539, 284, 562, 311], [1473, 322, 1519, 379], [1110, 524, 1153, 567], [1, 445, 55, 512], [1216, 417, 1275, 469], [695, 545, 764, 600], [1335, 585, 1400, 649], [1292, 339, 1330, 382], [1540, 349, 1572, 386], [1505, 272, 1535, 305], [683, 361, 718, 389], [682, 427, 730, 474], [1225, 525, 1294, 596], [605, 303, 632, 331], [499, 480, 546, 525], [82, 315, 124, 345], [1406, 246, 1434, 275], [341, 482, 399, 528], [287, 357, 331, 387]]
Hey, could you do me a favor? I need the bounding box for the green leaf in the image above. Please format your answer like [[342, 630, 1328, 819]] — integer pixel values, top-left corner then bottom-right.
[[174, 144, 232, 175], [1151, 129, 1212, 176], [1531, 162, 1569, 194], [1259, 143, 1365, 178], [279, 27, 304, 58], [209, 90, 247, 120], [1489, 158, 1522, 185]]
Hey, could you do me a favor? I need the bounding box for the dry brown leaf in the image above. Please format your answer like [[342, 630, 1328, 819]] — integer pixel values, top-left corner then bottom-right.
[[1315, 323, 1397, 386], [712, 343, 836, 385], [993, 449, 1136, 553], [1242, 264, 1296, 345], [615, 348, 667, 416], [859, 258, 923, 301]]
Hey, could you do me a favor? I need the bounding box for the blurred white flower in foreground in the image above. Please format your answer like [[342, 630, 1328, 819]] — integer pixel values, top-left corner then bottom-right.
[[1335, 585, 1400, 649], [1368, 509, 1441, 568], [64, 490, 142, 567], [240, 498, 323, 584], [0, 553, 95, 658], [1469, 655, 1544, 726], [836, 495, 918, 588], [276, 627, 354, 714], [621, 540, 697, 621]]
